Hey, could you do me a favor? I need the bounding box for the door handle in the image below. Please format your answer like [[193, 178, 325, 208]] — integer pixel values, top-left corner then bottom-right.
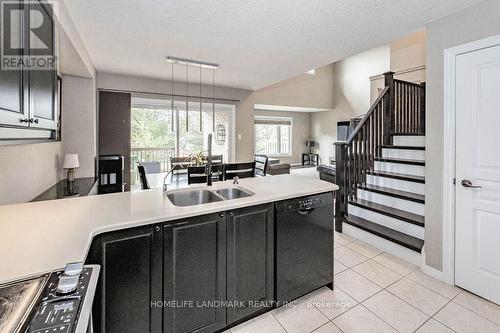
[[461, 179, 482, 189]]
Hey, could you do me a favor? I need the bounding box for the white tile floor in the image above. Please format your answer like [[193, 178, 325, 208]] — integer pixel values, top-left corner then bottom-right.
[[227, 231, 500, 333]]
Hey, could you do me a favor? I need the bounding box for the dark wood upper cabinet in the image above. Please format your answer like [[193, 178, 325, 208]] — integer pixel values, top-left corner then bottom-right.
[[163, 213, 227, 333], [226, 204, 275, 324], [0, 0, 56, 131], [0, 0, 26, 126], [86, 224, 163, 333], [27, 0, 56, 130]]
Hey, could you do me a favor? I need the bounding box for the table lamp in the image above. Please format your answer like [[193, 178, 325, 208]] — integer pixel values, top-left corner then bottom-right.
[[63, 154, 80, 182]]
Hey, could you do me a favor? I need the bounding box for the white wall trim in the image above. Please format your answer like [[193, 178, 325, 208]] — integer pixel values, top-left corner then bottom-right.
[[442, 33, 500, 286], [369, 65, 426, 81]]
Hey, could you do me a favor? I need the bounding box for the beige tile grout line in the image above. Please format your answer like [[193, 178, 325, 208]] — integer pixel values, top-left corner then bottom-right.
[[235, 237, 492, 333], [436, 296, 500, 330], [333, 245, 432, 332], [269, 310, 289, 333], [334, 242, 500, 332]]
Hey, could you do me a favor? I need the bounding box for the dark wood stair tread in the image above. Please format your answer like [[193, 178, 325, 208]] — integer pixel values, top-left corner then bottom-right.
[[374, 157, 425, 166], [381, 145, 425, 150], [367, 171, 425, 183], [390, 133, 425, 136], [358, 184, 425, 204], [344, 215, 424, 253], [349, 198, 424, 227]]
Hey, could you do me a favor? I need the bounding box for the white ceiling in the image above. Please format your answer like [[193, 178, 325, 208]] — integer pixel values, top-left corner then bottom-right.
[[64, 0, 482, 90]]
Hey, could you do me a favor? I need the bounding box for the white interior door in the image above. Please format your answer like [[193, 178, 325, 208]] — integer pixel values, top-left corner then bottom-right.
[[455, 43, 500, 305]]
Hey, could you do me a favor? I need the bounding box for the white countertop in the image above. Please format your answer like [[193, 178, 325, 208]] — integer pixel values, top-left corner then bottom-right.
[[0, 175, 337, 284]]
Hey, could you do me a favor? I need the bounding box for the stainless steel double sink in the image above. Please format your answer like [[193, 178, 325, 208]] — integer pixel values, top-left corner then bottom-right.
[[166, 187, 254, 207]]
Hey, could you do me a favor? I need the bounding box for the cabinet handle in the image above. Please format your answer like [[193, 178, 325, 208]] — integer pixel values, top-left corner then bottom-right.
[[29, 118, 39, 124], [219, 213, 225, 218], [228, 212, 234, 217], [154, 226, 161, 232], [20, 118, 30, 123]]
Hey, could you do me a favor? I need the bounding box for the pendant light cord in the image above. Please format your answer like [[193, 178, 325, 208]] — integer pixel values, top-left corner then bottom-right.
[[212, 67, 215, 132], [186, 63, 189, 132]]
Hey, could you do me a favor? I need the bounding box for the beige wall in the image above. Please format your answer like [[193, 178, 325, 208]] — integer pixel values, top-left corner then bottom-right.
[[235, 63, 335, 161], [254, 110, 311, 165], [391, 30, 426, 83], [0, 142, 62, 205], [97, 72, 251, 102], [311, 46, 390, 163], [370, 31, 427, 102], [62, 75, 97, 178], [425, 0, 500, 271]]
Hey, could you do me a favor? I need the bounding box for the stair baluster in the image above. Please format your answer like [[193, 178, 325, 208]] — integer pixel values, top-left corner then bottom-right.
[[334, 72, 425, 232]]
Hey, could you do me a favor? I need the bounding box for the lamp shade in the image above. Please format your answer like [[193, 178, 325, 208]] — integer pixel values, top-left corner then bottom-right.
[[63, 154, 80, 169]]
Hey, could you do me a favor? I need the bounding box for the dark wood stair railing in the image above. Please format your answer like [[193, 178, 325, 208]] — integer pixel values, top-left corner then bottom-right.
[[393, 79, 426, 135], [334, 72, 425, 232]]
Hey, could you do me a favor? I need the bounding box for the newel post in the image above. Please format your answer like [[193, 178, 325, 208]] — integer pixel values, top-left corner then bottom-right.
[[334, 142, 347, 232], [419, 82, 426, 134], [383, 71, 395, 145]]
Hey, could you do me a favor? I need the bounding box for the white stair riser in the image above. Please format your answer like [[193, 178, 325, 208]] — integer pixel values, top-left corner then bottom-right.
[[348, 204, 424, 239], [342, 224, 421, 265], [382, 148, 425, 160], [392, 135, 426, 147], [367, 174, 425, 195], [374, 161, 425, 177], [357, 189, 425, 215]]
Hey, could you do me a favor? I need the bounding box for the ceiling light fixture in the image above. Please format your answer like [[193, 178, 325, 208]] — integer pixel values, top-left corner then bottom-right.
[[166, 56, 219, 70], [305, 69, 316, 75]]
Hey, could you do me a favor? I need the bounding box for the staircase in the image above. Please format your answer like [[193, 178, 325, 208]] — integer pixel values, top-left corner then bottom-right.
[[335, 72, 426, 265]]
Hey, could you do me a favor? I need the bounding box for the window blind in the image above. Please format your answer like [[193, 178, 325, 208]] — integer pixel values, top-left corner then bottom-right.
[[254, 118, 292, 126]]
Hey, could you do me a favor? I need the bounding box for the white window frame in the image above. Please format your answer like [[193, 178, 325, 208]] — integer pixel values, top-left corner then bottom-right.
[[253, 116, 293, 157]]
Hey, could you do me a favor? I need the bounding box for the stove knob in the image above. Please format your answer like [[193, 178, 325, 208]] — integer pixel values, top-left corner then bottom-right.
[[64, 262, 83, 276], [57, 275, 79, 295]]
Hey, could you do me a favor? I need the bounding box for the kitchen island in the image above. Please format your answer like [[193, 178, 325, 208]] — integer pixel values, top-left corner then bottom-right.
[[0, 175, 337, 332]]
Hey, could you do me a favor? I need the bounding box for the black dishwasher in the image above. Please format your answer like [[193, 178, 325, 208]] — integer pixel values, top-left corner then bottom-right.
[[275, 192, 334, 303]]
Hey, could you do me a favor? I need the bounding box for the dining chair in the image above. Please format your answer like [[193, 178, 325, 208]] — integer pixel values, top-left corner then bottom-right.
[[254, 154, 269, 176], [223, 162, 256, 180], [140, 161, 161, 174], [187, 165, 224, 185], [137, 164, 150, 190]]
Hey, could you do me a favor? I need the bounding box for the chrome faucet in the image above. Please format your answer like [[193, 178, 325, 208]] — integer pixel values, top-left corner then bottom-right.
[[206, 134, 213, 186], [163, 164, 179, 193]]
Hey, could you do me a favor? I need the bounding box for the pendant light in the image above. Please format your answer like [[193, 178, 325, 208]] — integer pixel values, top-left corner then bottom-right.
[[170, 61, 174, 132], [165, 56, 219, 132]]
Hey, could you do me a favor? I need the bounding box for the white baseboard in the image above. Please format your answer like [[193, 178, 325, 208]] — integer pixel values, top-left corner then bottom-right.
[[343, 224, 421, 266], [420, 246, 455, 285]]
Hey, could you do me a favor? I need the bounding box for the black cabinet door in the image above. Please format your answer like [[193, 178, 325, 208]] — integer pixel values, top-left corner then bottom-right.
[[86, 224, 163, 333], [226, 204, 275, 324], [26, 0, 56, 129], [163, 213, 227, 333], [0, 0, 26, 126]]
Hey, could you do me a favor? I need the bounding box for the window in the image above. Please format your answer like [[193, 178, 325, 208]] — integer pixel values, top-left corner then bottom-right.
[[131, 97, 234, 172], [254, 116, 292, 156]]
